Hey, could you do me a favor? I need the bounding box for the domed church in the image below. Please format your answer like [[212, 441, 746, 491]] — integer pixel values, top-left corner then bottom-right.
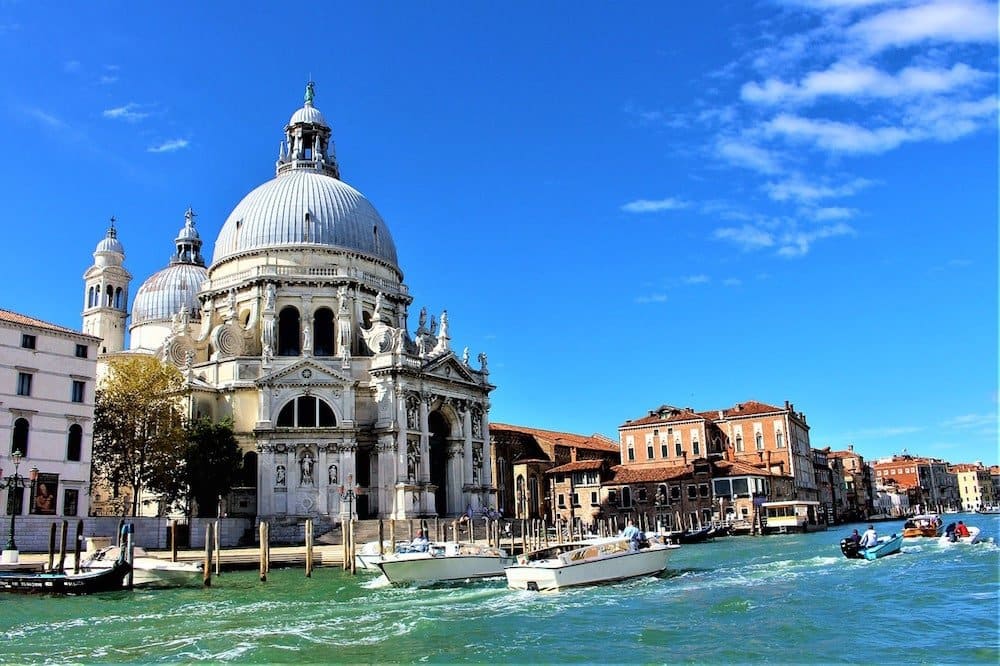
[[83, 83, 495, 521]]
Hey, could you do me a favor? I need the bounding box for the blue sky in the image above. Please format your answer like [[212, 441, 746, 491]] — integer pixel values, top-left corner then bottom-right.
[[1, 1, 996, 466]]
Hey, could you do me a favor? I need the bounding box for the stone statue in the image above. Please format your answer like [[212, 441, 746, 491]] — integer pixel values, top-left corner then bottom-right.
[[264, 283, 276, 311], [338, 285, 349, 313], [302, 323, 312, 355], [373, 292, 383, 322], [276, 465, 286, 487], [439, 310, 449, 339], [300, 452, 314, 485], [417, 307, 427, 333], [462, 347, 470, 365], [478, 352, 488, 372], [429, 315, 437, 336], [328, 464, 338, 486]]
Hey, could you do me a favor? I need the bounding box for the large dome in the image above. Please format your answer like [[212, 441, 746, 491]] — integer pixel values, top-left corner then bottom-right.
[[132, 263, 208, 326], [211, 170, 399, 267]]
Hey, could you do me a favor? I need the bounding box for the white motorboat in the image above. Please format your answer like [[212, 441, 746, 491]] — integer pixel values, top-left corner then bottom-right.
[[939, 526, 982, 545], [504, 536, 678, 592], [375, 542, 512, 584], [82, 546, 203, 588], [354, 540, 408, 571]]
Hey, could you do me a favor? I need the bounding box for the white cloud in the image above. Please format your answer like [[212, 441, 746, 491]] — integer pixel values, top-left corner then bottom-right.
[[742, 62, 989, 105], [940, 413, 997, 430], [147, 138, 189, 153], [777, 222, 856, 257], [850, 0, 998, 52], [722, 278, 743, 287], [621, 197, 689, 213], [766, 175, 874, 202], [715, 137, 783, 173], [635, 293, 669, 304], [765, 113, 911, 153], [713, 224, 775, 251], [683, 274, 710, 285], [99, 75, 119, 85], [103, 103, 150, 122], [23, 106, 67, 129], [811, 206, 857, 220]]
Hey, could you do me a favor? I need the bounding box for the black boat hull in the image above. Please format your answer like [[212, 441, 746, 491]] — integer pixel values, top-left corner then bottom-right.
[[0, 559, 130, 594]]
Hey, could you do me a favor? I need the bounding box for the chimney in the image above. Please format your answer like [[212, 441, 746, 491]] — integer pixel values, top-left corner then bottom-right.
[[570, 447, 577, 463], [785, 400, 790, 409], [765, 450, 771, 467], [848, 444, 854, 452]]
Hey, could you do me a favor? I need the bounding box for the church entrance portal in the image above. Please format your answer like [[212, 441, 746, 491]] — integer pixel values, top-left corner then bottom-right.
[[428, 411, 449, 516]]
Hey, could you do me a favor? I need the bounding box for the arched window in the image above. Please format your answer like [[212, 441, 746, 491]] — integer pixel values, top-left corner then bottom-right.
[[114, 287, 123, 309], [241, 451, 258, 486], [735, 433, 744, 452], [278, 306, 301, 356], [313, 308, 334, 356], [621, 486, 632, 508], [275, 396, 336, 428], [11, 418, 29, 456], [88, 286, 95, 307], [67, 424, 83, 461], [497, 457, 506, 509], [105, 285, 114, 307], [755, 432, 764, 451]]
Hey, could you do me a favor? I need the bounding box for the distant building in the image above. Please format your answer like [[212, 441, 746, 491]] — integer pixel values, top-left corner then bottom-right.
[[949, 463, 997, 511], [1, 308, 99, 520], [872, 454, 959, 513], [488, 424, 620, 520], [828, 445, 872, 520]]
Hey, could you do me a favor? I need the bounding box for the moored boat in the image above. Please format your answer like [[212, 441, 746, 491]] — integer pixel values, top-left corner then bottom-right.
[[840, 534, 903, 560], [0, 557, 131, 594], [504, 536, 678, 591], [976, 506, 1000, 515], [902, 514, 943, 538], [376, 542, 512, 584], [82, 546, 202, 588]]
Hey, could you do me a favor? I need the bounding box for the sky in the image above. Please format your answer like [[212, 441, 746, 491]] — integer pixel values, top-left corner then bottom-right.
[[0, 1, 996, 467]]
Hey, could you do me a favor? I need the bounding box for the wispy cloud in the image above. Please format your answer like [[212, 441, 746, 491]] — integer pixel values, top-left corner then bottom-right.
[[715, 137, 783, 174], [849, 0, 998, 52], [848, 425, 924, 439], [713, 224, 775, 251], [766, 175, 874, 202], [621, 197, 689, 213], [682, 274, 710, 285], [776, 222, 855, 257], [103, 103, 150, 122], [64, 60, 81, 73], [810, 206, 857, 221], [940, 412, 997, 431], [147, 138, 190, 153], [21, 106, 68, 130], [635, 293, 669, 304]]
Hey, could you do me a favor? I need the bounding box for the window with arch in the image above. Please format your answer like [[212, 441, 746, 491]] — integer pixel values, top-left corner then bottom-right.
[[621, 486, 633, 508], [105, 285, 114, 307], [313, 307, 334, 356], [497, 457, 506, 509], [278, 306, 301, 356], [88, 286, 96, 307], [67, 424, 83, 462], [114, 287, 124, 309], [275, 396, 336, 428], [776, 431, 784, 448], [692, 439, 700, 456], [755, 432, 764, 451], [11, 418, 29, 456], [674, 440, 683, 457], [735, 433, 744, 452]]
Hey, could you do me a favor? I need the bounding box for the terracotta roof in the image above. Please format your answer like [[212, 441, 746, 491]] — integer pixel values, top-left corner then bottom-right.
[[620, 405, 708, 428], [827, 450, 862, 459], [713, 459, 778, 477], [949, 463, 987, 472], [719, 400, 786, 418], [608, 464, 691, 484], [0, 308, 98, 339], [546, 459, 605, 474], [490, 423, 619, 453]]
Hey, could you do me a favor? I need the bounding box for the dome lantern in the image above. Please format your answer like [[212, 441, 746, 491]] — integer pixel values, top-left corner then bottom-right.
[[172, 206, 205, 266], [277, 81, 340, 180]]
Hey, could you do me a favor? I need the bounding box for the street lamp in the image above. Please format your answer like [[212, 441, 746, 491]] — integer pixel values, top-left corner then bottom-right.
[[1, 450, 39, 563], [339, 474, 357, 520]]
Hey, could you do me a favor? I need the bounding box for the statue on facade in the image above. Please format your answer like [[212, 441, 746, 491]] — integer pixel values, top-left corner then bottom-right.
[[439, 310, 449, 339], [417, 307, 427, 334], [276, 465, 286, 487], [328, 464, 338, 486], [373, 292, 383, 323], [478, 352, 488, 373], [462, 347, 470, 365], [429, 315, 437, 337], [302, 323, 313, 355], [300, 452, 314, 485], [264, 283, 276, 311], [407, 440, 420, 483]]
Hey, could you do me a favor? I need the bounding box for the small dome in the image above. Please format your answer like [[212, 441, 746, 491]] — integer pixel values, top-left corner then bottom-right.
[[131, 263, 209, 326], [176, 223, 200, 241], [289, 103, 328, 127], [95, 224, 124, 255], [211, 170, 398, 268]]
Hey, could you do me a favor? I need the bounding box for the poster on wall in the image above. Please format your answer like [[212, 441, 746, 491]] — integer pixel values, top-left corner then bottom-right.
[[30, 473, 59, 515]]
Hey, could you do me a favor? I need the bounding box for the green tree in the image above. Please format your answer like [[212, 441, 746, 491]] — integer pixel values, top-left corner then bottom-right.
[[92, 356, 187, 517], [185, 418, 243, 517]]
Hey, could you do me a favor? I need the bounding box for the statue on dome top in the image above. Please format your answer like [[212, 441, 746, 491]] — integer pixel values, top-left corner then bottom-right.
[[305, 81, 315, 105]]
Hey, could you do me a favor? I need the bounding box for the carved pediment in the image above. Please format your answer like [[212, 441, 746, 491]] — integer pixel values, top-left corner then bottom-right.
[[257, 358, 354, 387], [422, 354, 478, 384]]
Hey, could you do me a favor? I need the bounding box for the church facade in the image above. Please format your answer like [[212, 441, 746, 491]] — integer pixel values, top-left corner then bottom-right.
[[83, 84, 495, 521]]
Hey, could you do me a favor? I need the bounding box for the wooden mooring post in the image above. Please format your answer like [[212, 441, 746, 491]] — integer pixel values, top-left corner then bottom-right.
[[73, 520, 83, 574], [47, 523, 56, 571], [57, 520, 68, 573], [203, 524, 212, 587], [170, 520, 178, 562], [349, 519, 357, 575], [214, 521, 222, 576], [378, 520, 385, 556], [259, 521, 268, 582], [305, 519, 314, 577]]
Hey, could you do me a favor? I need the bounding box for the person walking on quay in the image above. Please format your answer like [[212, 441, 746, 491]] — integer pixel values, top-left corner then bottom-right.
[[859, 524, 878, 549]]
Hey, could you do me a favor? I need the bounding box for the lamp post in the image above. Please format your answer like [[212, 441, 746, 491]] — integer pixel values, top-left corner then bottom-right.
[[1, 450, 39, 563], [339, 474, 357, 520]]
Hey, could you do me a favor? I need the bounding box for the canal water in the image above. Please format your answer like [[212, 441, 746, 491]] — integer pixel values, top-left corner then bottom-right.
[[1, 514, 997, 664]]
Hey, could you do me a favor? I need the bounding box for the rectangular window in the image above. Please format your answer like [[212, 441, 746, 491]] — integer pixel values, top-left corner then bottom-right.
[[557, 494, 565, 508], [646, 444, 654, 459], [21, 334, 36, 349], [776, 432, 784, 448], [571, 492, 580, 507], [71, 380, 85, 403], [16, 372, 32, 396], [590, 491, 598, 506], [63, 489, 79, 517], [675, 440, 682, 457], [661, 441, 668, 458], [687, 485, 697, 499], [627, 445, 635, 462], [692, 440, 700, 456], [75, 344, 88, 358]]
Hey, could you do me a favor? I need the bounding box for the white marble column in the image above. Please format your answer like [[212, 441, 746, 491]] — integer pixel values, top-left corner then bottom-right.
[[480, 409, 493, 487], [317, 445, 329, 515], [462, 406, 474, 505], [419, 395, 431, 483]]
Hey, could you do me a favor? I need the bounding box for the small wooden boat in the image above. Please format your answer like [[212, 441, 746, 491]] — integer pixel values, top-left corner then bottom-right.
[[675, 526, 714, 544], [376, 542, 513, 584], [504, 537, 678, 591], [0, 557, 131, 594], [840, 534, 903, 560], [902, 514, 943, 538], [976, 506, 1000, 515]]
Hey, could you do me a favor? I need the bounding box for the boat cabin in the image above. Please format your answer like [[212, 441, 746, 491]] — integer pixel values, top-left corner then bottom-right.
[[760, 500, 825, 534]]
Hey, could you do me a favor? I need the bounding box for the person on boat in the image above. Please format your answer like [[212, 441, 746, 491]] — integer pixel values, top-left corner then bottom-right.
[[621, 519, 641, 551], [944, 522, 957, 542], [955, 521, 971, 538], [410, 528, 430, 552], [859, 525, 878, 549], [846, 529, 861, 546]]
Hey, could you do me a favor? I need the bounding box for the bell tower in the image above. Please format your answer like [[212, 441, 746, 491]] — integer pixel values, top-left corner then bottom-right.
[[82, 217, 132, 353]]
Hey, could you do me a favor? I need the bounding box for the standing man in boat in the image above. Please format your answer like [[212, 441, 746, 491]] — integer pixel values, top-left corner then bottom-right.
[[859, 525, 878, 549], [621, 518, 641, 551]]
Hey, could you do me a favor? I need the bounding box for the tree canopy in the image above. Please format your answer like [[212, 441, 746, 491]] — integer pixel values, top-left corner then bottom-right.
[[92, 356, 187, 516], [185, 418, 243, 517]]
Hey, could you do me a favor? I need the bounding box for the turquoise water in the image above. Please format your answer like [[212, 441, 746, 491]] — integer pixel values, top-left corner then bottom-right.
[[1, 514, 997, 664]]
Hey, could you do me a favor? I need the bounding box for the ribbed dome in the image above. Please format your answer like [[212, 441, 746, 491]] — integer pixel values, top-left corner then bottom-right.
[[211, 170, 399, 267], [132, 263, 209, 326], [289, 103, 327, 127], [96, 235, 125, 254]]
